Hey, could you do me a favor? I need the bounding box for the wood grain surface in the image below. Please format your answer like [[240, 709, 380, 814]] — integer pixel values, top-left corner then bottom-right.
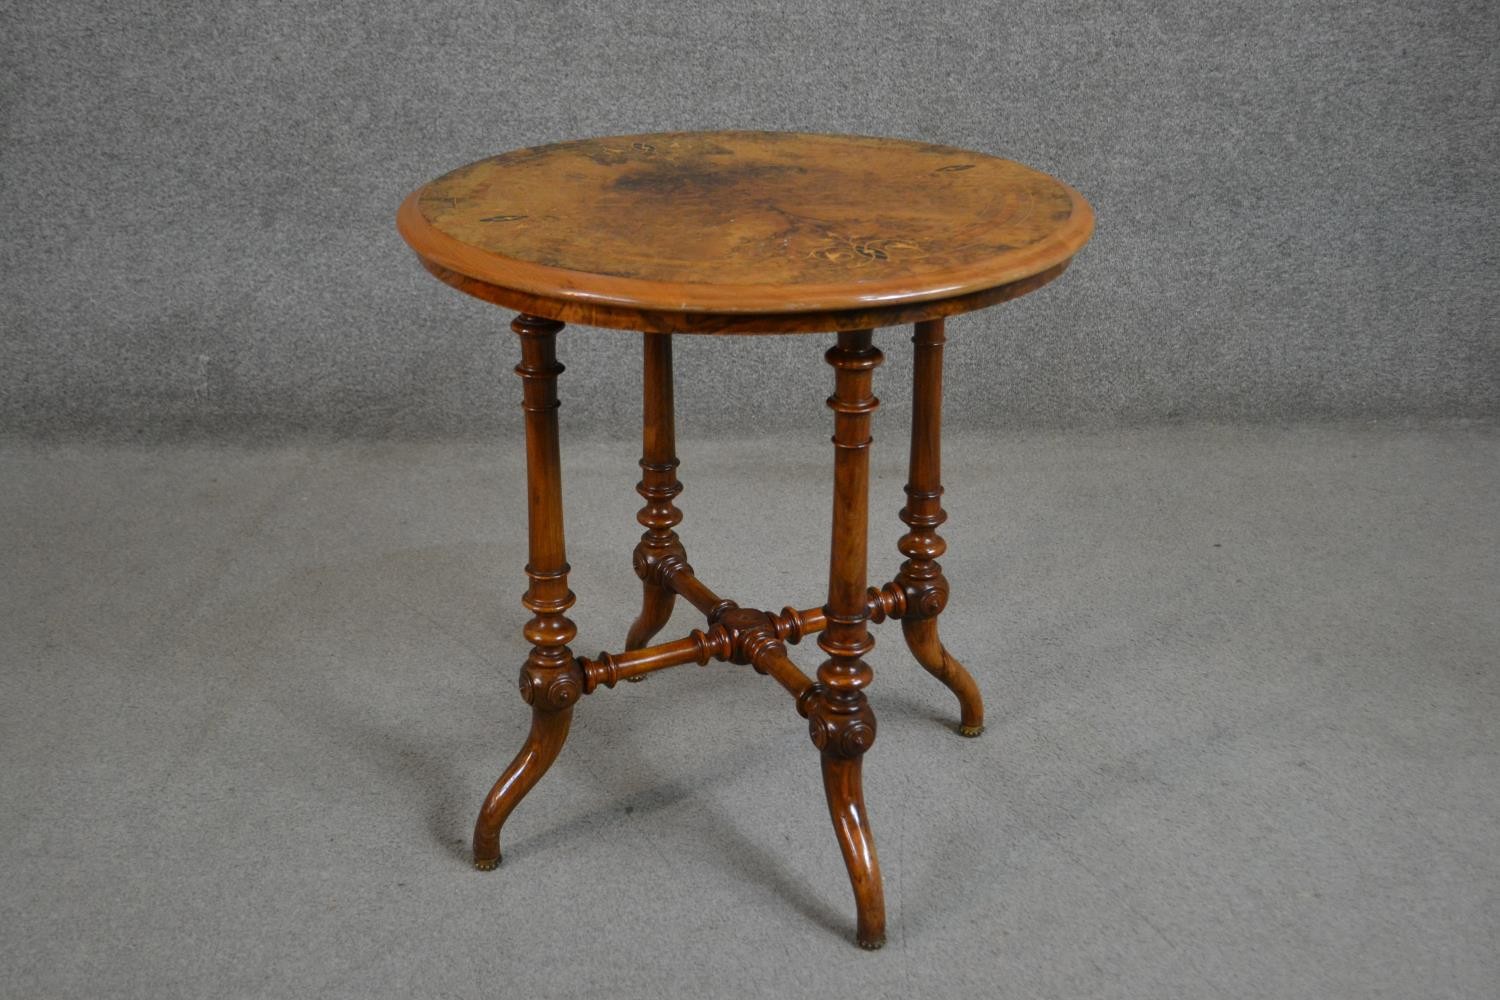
[[397, 130, 1092, 332]]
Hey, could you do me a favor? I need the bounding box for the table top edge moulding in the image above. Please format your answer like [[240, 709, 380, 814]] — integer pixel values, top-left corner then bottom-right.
[[396, 130, 1093, 333]]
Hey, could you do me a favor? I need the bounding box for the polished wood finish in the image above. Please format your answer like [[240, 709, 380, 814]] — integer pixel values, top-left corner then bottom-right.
[[398, 132, 1093, 949], [811, 330, 886, 948], [398, 131, 1092, 333], [416, 256, 1073, 334], [472, 315, 582, 869], [897, 319, 985, 736], [624, 333, 685, 672]]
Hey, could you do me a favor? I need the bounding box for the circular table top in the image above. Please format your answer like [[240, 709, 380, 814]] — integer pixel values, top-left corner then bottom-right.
[[397, 130, 1092, 333]]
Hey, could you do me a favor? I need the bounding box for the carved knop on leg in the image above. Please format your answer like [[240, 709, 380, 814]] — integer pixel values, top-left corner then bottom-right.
[[896, 486, 950, 620], [632, 545, 689, 589], [631, 457, 687, 589], [897, 570, 949, 621], [518, 661, 583, 712], [806, 691, 877, 759], [516, 559, 581, 715]]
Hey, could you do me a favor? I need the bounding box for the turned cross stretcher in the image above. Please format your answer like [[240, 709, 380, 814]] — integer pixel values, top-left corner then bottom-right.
[[397, 131, 1093, 949]]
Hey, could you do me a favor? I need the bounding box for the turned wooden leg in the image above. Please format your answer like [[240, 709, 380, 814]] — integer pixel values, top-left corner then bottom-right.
[[810, 329, 886, 950], [897, 318, 984, 737], [625, 333, 686, 669], [473, 314, 584, 870]]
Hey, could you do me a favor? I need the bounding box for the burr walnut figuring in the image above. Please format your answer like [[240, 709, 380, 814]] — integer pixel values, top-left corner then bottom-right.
[[397, 130, 1092, 949]]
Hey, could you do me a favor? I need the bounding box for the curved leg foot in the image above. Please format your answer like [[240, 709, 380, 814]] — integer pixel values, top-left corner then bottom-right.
[[627, 582, 676, 651], [902, 617, 984, 736], [473, 705, 574, 868], [822, 754, 886, 949], [623, 583, 676, 681]]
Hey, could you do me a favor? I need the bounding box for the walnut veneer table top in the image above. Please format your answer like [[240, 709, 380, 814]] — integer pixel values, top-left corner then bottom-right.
[[396, 130, 1093, 333]]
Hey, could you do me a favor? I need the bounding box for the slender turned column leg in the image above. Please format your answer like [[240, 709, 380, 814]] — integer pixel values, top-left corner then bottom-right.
[[810, 329, 886, 950], [898, 318, 985, 737], [473, 314, 584, 870], [625, 333, 685, 672]]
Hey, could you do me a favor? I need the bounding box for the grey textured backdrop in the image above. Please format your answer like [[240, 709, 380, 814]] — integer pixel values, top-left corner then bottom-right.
[[2, 0, 1496, 440]]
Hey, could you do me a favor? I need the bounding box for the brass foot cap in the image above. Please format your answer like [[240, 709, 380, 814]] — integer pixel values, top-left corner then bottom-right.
[[858, 936, 886, 951], [958, 723, 985, 738], [473, 856, 501, 871]]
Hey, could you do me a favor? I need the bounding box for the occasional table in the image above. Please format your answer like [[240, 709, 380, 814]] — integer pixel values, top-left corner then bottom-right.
[[397, 130, 1092, 949]]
